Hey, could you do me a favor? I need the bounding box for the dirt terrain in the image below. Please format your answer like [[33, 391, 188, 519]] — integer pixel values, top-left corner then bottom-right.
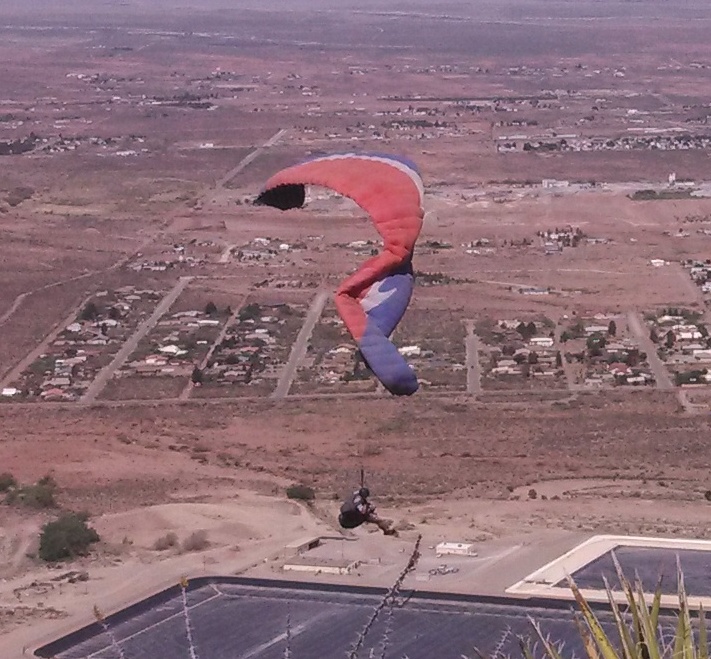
[[3, 1, 711, 654]]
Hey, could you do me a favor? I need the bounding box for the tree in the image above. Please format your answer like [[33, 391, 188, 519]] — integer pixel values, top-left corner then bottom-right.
[[625, 351, 640, 367], [665, 331, 675, 349], [586, 332, 606, 351], [649, 327, 659, 343], [286, 484, 315, 501], [555, 351, 563, 368], [204, 301, 218, 316], [80, 301, 99, 321], [39, 512, 100, 562], [526, 321, 537, 336], [239, 303, 261, 321], [0, 473, 16, 492], [528, 351, 539, 364], [608, 320, 617, 336], [108, 306, 122, 321], [191, 366, 203, 384]]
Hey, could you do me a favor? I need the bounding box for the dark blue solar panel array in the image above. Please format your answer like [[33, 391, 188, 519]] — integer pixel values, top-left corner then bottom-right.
[[38, 580, 627, 659], [563, 546, 711, 597]]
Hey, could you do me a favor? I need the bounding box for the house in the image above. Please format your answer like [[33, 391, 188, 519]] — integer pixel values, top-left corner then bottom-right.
[[45, 377, 71, 388], [159, 345, 188, 357], [41, 387, 66, 399], [136, 364, 162, 375], [497, 359, 517, 368], [626, 376, 647, 385], [530, 337, 554, 348], [491, 366, 519, 375], [657, 315, 684, 325], [609, 363, 631, 377], [585, 325, 609, 334], [681, 343, 705, 354], [677, 330, 702, 341]]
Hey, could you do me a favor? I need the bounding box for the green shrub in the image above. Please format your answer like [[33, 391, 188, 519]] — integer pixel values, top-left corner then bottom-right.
[[39, 512, 100, 562], [286, 484, 315, 501], [6, 475, 57, 508], [0, 472, 16, 492]]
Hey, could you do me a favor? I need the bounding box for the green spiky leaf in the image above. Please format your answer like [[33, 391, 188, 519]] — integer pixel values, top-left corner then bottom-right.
[[567, 576, 621, 659]]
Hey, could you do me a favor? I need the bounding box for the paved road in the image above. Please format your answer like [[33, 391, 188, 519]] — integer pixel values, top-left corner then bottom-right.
[[271, 290, 329, 399], [626, 310, 675, 391], [81, 277, 193, 403], [464, 321, 482, 395], [217, 128, 288, 190]]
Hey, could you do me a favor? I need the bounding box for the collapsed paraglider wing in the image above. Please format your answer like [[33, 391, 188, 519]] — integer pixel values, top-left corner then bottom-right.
[[255, 153, 425, 396]]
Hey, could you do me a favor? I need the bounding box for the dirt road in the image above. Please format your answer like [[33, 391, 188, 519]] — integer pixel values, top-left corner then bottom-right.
[[271, 289, 329, 399], [217, 128, 288, 190], [81, 277, 193, 403], [0, 293, 94, 386], [179, 299, 245, 401], [626, 310, 674, 391], [554, 317, 578, 392], [465, 321, 482, 395]]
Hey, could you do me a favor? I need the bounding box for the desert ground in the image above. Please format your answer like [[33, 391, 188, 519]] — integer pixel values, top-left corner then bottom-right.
[[3, 1, 711, 655]]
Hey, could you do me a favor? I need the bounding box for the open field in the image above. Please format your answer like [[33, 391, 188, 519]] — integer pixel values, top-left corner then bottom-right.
[[3, 1, 711, 654]]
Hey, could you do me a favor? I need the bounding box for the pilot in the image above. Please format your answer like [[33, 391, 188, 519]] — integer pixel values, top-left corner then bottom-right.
[[338, 487, 398, 536]]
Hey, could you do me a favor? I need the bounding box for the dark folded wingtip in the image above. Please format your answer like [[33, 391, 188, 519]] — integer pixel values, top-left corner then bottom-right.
[[254, 184, 306, 210]]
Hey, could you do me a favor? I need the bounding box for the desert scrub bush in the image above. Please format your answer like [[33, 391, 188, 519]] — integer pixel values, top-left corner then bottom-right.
[[39, 512, 100, 562], [182, 530, 209, 552], [286, 484, 315, 501], [0, 472, 16, 492], [6, 474, 57, 508], [153, 532, 179, 551]]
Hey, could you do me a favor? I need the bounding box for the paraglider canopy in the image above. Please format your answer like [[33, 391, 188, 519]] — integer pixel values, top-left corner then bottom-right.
[[255, 152, 425, 396]]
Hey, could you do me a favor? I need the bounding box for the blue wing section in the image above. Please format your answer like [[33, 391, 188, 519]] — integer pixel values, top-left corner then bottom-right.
[[357, 260, 418, 395], [360, 262, 415, 338], [358, 325, 418, 396]]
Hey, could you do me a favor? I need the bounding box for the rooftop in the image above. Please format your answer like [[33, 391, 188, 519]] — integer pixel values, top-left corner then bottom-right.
[[37, 577, 654, 659], [35, 533, 710, 659]]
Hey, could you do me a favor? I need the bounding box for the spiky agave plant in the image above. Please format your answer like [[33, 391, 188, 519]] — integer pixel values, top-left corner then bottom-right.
[[522, 553, 708, 659]]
